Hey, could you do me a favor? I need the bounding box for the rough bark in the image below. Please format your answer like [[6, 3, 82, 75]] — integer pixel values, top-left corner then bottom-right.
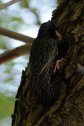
[[12, 0, 84, 126]]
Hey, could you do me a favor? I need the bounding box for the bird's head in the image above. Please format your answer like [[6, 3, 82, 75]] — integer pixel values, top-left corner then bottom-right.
[[37, 20, 58, 39]]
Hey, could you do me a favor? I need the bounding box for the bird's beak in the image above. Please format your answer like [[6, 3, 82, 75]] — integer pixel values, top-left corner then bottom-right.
[[55, 31, 62, 40]]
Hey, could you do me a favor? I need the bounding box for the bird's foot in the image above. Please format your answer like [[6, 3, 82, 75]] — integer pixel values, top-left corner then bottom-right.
[[53, 58, 64, 73], [55, 31, 62, 40]]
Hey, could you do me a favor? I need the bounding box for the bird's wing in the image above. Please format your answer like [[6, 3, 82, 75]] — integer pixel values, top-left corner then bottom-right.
[[39, 47, 58, 82]]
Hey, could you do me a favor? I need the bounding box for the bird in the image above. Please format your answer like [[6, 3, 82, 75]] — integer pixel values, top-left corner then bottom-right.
[[28, 20, 68, 105]]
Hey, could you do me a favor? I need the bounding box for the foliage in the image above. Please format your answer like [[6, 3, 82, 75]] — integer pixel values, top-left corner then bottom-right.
[[0, 93, 14, 119]]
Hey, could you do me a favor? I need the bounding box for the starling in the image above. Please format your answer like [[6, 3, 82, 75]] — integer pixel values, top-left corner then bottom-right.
[[29, 20, 68, 105]]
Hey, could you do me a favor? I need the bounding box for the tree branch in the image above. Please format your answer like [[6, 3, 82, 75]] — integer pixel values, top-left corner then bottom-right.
[[0, 44, 31, 64], [0, 0, 22, 10], [0, 27, 34, 44]]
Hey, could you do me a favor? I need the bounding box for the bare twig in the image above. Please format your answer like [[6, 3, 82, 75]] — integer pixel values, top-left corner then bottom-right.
[[0, 27, 34, 44], [0, 0, 22, 10], [0, 44, 32, 64], [0, 27, 34, 64]]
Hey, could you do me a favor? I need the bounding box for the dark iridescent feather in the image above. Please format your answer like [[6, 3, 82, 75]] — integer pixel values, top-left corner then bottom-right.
[[29, 20, 68, 105], [29, 21, 58, 75]]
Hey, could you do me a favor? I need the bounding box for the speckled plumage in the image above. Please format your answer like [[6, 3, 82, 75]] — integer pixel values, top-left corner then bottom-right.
[[30, 21, 58, 74], [30, 38, 58, 74], [29, 21, 67, 105]]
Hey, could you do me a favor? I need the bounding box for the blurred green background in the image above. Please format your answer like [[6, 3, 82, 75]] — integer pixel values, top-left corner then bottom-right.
[[0, 0, 60, 125]]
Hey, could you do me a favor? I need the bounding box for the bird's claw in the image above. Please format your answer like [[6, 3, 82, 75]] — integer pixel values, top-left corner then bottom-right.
[[55, 31, 62, 40], [53, 58, 64, 73]]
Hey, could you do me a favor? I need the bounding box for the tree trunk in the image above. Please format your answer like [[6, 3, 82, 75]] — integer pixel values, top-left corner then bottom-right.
[[12, 0, 84, 126]]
